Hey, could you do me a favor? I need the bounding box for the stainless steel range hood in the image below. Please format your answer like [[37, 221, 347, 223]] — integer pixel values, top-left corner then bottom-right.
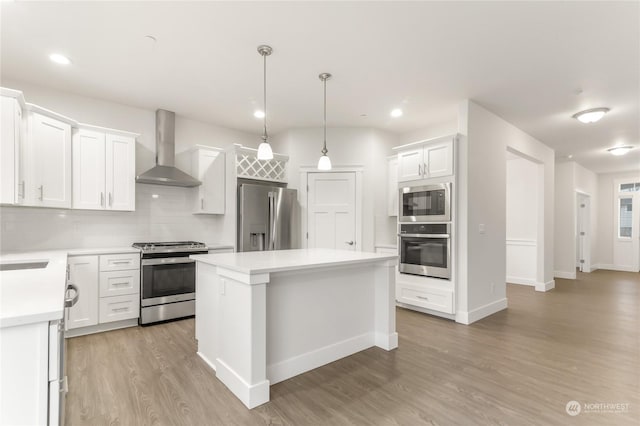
[[136, 109, 201, 187]]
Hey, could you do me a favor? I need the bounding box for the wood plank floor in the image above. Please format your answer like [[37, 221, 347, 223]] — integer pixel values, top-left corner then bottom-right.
[[66, 270, 639, 425]]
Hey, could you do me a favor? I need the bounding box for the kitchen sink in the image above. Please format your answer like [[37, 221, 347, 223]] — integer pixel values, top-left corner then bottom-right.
[[0, 260, 49, 271]]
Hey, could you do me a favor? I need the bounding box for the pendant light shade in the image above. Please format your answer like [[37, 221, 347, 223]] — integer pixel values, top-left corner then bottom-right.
[[317, 72, 332, 171], [257, 45, 274, 160]]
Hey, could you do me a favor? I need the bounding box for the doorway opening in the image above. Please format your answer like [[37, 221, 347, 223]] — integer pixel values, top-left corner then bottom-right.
[[505, 148, 546, 291]]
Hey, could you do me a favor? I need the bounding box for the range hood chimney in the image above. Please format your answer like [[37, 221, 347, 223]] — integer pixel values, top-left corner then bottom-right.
[[136, 109, 201, 187]]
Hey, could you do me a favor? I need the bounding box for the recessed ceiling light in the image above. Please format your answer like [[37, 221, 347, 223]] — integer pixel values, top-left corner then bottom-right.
[[607, 145, 634, 156], [253, 110, 265, 119], [49, 53, 71, 65], [390, 108, 403, 118], [572, 107, 609, 124], [567, 154, 573, 159]]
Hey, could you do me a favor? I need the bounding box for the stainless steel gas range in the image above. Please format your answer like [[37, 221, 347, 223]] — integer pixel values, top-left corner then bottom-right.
[[132, 241, 208, 325]]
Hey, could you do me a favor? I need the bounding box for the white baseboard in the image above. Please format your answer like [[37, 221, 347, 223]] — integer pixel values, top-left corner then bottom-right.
[[196, 351, 217, 372], [215, 358, 270, 409], [535, 280, 555, 292], [506, 276, 535, 286], [554, 270, 576, 280], [593, 263, 638, 272], [65, 318, 138, 338], [456, 298, 508, 325], [267, 332, 375, 385]]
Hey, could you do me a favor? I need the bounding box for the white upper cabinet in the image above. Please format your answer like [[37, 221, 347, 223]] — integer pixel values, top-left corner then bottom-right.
[[0, 90, 25, 205], [105, 133, 136, 211], [73, 129, 106, 210], [26, 110, 73, 208], [192, 145, 225, 214], [73, 126, 136, 211], [395, 135, 456, 183]]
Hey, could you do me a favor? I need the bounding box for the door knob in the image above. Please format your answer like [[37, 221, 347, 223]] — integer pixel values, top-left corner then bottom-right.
[[345, 241, 354, 246]]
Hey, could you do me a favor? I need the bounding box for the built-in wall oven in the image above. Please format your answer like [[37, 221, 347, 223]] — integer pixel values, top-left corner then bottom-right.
[[399, 182, 451, 222], [399, 223, 451, 279], [133, 241, 208, 325]]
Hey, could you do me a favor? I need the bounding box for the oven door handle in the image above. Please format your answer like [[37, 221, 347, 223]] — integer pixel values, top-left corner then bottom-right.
[[142, 257, 196, 266], [398, 233, 450, 238]]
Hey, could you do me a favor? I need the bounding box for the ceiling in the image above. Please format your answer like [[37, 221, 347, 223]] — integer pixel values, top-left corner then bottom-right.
[[1, 1, 638, 173]]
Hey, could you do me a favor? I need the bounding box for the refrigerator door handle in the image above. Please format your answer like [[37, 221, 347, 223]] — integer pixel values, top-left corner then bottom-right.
[[268, 192, 276, 250]]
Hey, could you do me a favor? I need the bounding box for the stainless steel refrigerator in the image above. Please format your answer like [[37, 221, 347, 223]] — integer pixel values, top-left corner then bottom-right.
[[237, 181, 298, 252]]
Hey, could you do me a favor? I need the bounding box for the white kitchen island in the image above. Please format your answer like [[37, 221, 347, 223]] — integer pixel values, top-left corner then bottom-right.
[[191, 248, 398, 409]]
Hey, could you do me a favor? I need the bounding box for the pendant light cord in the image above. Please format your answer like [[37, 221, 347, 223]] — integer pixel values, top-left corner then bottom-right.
[[262, 51, 268, 142], [322, 77, 327, 155]]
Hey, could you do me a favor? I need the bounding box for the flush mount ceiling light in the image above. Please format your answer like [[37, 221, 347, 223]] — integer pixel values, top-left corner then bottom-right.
[[572, 107, 610, 123], [390, 108, 403, 118], [607, 145, 634, 156], [256, 45, 274, 160], [317, 72, 332, 171], [253, 110, 265, 119], [49, 53, 71, 65]]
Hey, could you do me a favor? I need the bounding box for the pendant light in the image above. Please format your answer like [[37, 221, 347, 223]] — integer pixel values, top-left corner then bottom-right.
[[317, 72, 332, 171], [257, 45, 274, 160]]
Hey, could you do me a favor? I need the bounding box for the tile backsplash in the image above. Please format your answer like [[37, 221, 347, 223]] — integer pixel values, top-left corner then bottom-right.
[[0, 184, 231, 252]]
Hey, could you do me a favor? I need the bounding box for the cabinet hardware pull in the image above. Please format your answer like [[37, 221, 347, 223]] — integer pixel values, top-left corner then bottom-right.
[[38, 185, 43, 200], [18, 181, 24, 198], [201, 198, 204, 210], [111, 260, 130, 264], [423, 163, 428, 175], [66, 265, 70, 281], [112, 282, 129, 286], [112, 307, 129, 312], [109, 192, 113, 206], [100, 192, 105, 207], [418, 164, 421, 176], [345, 240, 355, 246], [416, 295, 430, 301]]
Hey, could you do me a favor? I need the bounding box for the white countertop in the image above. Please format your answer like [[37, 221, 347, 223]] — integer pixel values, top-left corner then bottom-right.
[[0, 250, 68, 328], [191, 248, 397, 275], [375, 244, 397, 250], [67, 246, 140, 256]]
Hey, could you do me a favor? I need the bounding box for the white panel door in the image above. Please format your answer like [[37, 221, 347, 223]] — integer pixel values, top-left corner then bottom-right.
[[30, 113, 72, 208], [66, 256, 99, 330], [308, 172, 356, 250], [614, 191, 640, 272], [425, 139, 453, 178], [397, 149, 423, 182], [72, 129, 106, 210], [105, 134, 135, 211], [577, 194, 591, 272]]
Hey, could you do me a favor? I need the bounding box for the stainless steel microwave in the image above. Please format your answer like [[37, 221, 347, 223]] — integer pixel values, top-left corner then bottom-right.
[[399, 182, 451, 222]]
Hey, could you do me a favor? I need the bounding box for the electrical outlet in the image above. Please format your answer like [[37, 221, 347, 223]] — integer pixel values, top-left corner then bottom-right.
[[479, 224, 486, 234]]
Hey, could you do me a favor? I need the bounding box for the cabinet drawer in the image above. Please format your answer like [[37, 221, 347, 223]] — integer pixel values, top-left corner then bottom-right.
[[397, 283, 454, 314], [99, 253, 139, 271], [99, 294, 139, 323], [99, 270, 140, 297]]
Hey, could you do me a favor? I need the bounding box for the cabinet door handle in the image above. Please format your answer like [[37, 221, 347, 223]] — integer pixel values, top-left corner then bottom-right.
[[416, 295, 430, 301], [201, 198, 204, 210], [100, 192, 105, 207], [423, 163, 428, 176], [112, 307, 129, 312], [18, 181, 24, 198], [38, 185, 43, 200], [109, 192, 113, 207], [111, 260, 130, 265], [418, 164, 422, 176]]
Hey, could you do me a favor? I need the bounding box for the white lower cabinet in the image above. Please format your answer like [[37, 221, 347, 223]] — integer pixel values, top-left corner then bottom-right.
[[66, 256, 99, 330], [396, 282, 454, 314], [66, 251, 140, 335]]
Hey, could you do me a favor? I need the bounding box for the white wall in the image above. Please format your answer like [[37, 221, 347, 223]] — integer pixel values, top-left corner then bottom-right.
[[399, 119, 457, 145], [597, 170, 640, 267], [456, 100, 555, 324], [0, 79, 257, 251], [270, 127, 398, 252], [506, 156, 539, 285]]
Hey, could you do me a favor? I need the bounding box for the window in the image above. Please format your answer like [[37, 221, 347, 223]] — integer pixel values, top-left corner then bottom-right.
[[619, 197, 633, 238], [619, 182, 640, 192]]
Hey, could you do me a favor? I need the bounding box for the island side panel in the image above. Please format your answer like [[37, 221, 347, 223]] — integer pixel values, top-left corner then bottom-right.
[[195, 262, 219, 370], [214, 269, 270, 409], [374, 259, 399, 350], [265, 263, 380, 385]]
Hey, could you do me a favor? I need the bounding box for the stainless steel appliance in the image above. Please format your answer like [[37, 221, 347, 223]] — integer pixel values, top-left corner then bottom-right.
[[399, 223, 451, 279], [237, 180, 298, 252], [132, 241, 208, 325], [399, 182, 451, 222]]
